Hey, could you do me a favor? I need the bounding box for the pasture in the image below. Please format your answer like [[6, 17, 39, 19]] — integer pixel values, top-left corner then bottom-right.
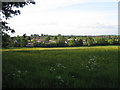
[[2, 46, 118, 88]]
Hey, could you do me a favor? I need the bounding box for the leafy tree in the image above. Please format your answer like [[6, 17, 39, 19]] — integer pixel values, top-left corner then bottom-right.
[[69, 39, 77, 46], [27, 36, 31, 40], [77, 39, 83, 46], [56, 36, 65, 46], [95, 37, 106, 45], [2, 33, 10, 47], [86, 37, 94, 46], [13, 41, 18, 47], [108, 39, 116, 45], [33, 42, 39, 47], [1, 1, 35, 34], [44, 36, 50, 43], [41, 33, 43, 36], [108, 35, 111, 39], [20, 36, 28, 47], [87, 39, 93, 46], [71, 37, 76, 40], [52, 36, 57, 40], [23, 33, 27, 38], [57, 34, 61, 37], [65, 36, 69, 40]]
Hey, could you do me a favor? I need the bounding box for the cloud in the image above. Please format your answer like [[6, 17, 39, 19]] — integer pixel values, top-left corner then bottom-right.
[[7, 0, 117, 36]]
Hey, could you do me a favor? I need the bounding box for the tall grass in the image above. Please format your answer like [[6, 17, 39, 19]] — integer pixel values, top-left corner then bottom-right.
[[2, 46, 118, 88]]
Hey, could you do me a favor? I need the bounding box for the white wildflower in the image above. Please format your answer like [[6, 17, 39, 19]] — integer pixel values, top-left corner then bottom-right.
[[56, 76, 61, 79], [18, 70, 21, 73]]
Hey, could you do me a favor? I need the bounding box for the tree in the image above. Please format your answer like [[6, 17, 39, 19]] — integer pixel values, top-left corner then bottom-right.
[[108, 35, 111, 39], [52, 36, 57, 40], [44, 36, 50, 43], [41, 33, 44, 36], [95, 37, 106, 45], [108, 39, 116, 45], [20, 36, 28, 47], [57, 34, 61, 37], [77, 39, 83, 46], [56, 36, 65, 46], [86, 37, 94, 46], [2, 33, 10, 47], [87, 39, 93, 46], [23, 33, 26, 38], [1, 1, 35, 47], [1, 1, 35, 34], [69, 39, 77, 47]]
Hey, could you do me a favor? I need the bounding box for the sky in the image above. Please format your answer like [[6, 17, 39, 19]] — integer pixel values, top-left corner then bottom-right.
[[7, 0, 118, 36]]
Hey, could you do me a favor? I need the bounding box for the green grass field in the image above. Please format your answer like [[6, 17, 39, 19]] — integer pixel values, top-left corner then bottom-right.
[[2, 46, 119, 88]]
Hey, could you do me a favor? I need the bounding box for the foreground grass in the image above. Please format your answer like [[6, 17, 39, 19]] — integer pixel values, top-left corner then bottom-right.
[[2, 46, 118, 88]]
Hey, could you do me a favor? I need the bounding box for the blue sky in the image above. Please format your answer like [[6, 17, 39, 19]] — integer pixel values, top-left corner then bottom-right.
[[55, 2, 117, 12], [7, 0, 118, 36]]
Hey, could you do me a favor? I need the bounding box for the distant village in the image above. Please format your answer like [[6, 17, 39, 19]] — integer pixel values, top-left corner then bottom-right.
[[26, 37, 87, 47], [3, 33, 119, 47]]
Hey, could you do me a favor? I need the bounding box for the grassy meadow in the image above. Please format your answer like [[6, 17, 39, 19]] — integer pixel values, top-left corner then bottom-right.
[[2, 46, 119, 88]]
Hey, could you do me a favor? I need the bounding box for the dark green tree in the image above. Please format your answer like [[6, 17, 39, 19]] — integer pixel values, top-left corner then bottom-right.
[[23, 33, 26, 38], [56, 36, 65, 46], [57, 34, 61, 37], [69, 39, 77, 46], [52, 36, 57, 40], [1, 1, 35, 34], [77, 39, 83, 46], [1, 1, 35, 47], [108, 39, 116, 45], [44, 36, 50, 43], [20, 36, 28, 47], [95, 37, 106, 45], [2, 33, 10, 47], [87, 39, 93, 46]]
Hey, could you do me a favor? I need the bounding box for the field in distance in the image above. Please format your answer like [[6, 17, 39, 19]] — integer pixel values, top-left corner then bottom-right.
[[2, 46, 119, 88]]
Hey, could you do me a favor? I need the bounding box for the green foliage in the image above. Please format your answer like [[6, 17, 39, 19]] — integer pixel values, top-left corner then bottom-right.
[[20, 37, 28, 47], [44, 36, 50, 43], [95, 37, 106, 45], [69, 39, 77, 46], [58, 34, 61, 37], [56, 36, 65, 46], [52, 36, 57, 40], [77, 39, 83, 46], [23, 34, 26, 38], [33, 42, 39, 47], [108, 35, 111, 39], [1, 1, 35, 34], [108, 39, 116, 45], [2, 33, 10, 47], [87, 39, 93, 46]]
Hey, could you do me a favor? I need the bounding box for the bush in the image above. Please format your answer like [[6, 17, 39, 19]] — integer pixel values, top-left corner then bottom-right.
[[108, 39, 116, 45]]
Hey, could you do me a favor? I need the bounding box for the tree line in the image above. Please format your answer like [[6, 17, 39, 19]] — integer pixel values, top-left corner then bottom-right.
[[2, 33, 120, 48]]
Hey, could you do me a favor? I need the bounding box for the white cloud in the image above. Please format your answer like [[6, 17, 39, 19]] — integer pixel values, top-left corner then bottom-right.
[[7, 0, 118, 36]]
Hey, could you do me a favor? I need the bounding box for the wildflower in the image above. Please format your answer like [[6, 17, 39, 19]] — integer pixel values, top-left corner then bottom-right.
[[60, 79, 64, 83], [72, 76, 75, 78], [18, 70, 21, 73], [57, 63, 62, 67], [25, 70, 28, 73], [56, 76, 61, 79]]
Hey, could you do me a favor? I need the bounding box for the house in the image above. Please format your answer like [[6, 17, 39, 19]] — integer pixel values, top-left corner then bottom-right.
[[31, 39, 44, 43], [65, 39, 72, 44], [49, 40, 56, 43], [82, 40, 87, 45], [26, 42, 33, 47], [37, 39, 44, 43]]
